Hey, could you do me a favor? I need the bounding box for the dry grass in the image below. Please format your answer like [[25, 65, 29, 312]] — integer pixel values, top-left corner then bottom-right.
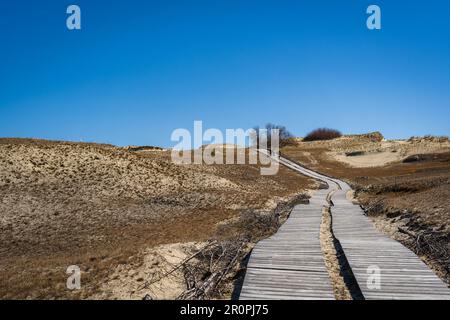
[[282, 135, 450, 284], [0, 138, 314, 299]]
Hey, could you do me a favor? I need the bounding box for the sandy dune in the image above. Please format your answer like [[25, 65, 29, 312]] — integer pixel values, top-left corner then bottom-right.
[[0, 138, 313, 299]]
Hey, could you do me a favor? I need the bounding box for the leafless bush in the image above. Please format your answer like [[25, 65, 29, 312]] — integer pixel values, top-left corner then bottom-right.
[[398, 227, 450, 282], [217, 193, 309, 242], [141, 193, 310, 300], [177, 239, 247, 300], [172, 194, 309, 299], [303, 128, 342, 141], [252, 123, 294, 148]]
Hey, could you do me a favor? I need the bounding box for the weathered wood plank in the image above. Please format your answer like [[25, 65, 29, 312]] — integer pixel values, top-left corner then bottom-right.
[[279, 156, 450, 300], [240, 154, 450, 300], [239, 187, 335, 300]]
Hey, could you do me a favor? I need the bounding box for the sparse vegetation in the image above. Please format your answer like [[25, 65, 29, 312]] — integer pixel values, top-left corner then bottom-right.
[[349, 131, 384, 142], [408, 135, 449, 143], [303, 128, 342, 141], [282, 137, 450, 285], [0, 138, 313, 299], [3, 133, 450, 298], [252, 123, 294, 148]]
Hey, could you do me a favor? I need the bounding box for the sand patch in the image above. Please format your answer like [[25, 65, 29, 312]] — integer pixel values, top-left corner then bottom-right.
[[320, 207, 352, 300], [332, 151, 400, 168], [328, 139, 450, 168], [91, 242, 205, 300], [301, 151, 318, 165]]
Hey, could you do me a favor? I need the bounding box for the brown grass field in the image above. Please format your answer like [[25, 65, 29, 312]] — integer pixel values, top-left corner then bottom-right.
[[0, 138, 314, 299], [1, 133, 449, 299], [282, 134, 450, 284]]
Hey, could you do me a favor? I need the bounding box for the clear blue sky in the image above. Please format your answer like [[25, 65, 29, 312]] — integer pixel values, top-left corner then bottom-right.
[[1, 1, 449, 147]]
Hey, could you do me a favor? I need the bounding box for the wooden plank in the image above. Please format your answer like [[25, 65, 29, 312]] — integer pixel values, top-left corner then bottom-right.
[[239, 188, 335, 300], [240, 154, 450, 300], [278, 156, 450, 300]]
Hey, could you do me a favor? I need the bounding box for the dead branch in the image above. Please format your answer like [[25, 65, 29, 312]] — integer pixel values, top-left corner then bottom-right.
[[139, 240, 217, 290], [176, 240, 246, 300]]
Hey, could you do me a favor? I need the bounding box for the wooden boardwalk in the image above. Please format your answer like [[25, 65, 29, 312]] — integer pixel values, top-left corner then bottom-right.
[[331, 186, 450, 300], [239, 188, 334, 300], [240, 155, 450, 300]]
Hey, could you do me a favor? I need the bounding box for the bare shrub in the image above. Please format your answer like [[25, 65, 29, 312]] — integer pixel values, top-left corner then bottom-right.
[[177, 240, 246, 300], [252, 123, 294, 149], [304, 128, 342, 141]]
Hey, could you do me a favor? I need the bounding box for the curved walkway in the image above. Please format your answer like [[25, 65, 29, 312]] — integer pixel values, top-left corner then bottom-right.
[[239, 187, 334, 300], [240, 155, 450, 300]]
